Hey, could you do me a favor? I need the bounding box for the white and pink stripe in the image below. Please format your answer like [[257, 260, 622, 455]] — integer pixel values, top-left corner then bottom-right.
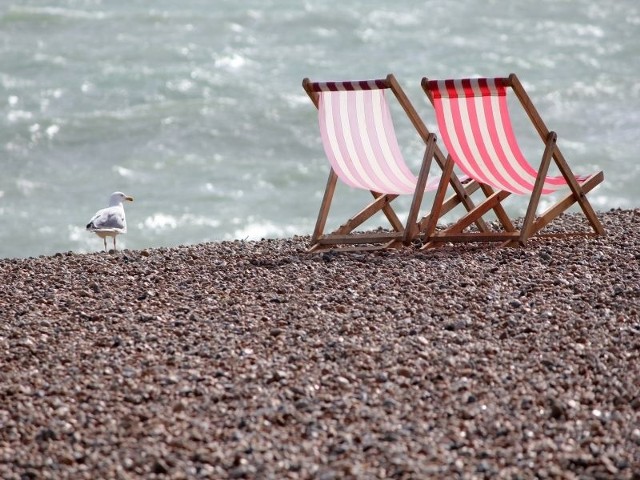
[[317, 88, 440, 195], [427, 78, 587, 195]]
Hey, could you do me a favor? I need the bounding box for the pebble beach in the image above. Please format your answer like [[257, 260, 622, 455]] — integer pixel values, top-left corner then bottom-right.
[[1, 209, 639, 479]]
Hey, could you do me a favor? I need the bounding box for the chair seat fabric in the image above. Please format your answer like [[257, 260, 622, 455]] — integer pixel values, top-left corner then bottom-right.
[[318, 89, 442, 194], [427, 78, 588, 195]]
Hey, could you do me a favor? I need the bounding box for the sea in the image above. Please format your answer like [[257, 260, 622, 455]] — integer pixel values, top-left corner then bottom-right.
[[1, 0, 638, 259]]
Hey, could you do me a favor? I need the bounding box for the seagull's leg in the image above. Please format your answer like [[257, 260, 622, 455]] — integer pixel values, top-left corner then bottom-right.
[[113, 236, 117, 251], [103, 237, 107, 252]]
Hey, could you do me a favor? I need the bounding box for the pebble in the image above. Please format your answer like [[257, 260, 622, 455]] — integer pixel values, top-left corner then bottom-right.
[[0, 209, 638, 479]]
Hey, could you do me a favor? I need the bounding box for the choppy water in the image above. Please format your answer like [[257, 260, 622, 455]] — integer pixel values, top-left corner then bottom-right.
[[1, 0, 638, 258]]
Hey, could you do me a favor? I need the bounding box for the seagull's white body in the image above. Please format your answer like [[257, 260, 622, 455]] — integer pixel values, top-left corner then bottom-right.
[[86, 192, 134, 251]]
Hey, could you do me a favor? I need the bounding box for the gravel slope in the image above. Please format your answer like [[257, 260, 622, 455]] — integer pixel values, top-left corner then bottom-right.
[[1, 209, 639, 479]]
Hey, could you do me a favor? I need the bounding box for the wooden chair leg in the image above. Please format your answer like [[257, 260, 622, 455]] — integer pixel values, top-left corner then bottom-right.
[[311, 169, 339, 245], [552, 149, 605, 236], [424, 155, 455, 240], [517, 131, 557, 244], [433, 155, 490, 233], [510, 72, 604, 238], [526, 171, 604, 238], [403, 134, 437, 244]]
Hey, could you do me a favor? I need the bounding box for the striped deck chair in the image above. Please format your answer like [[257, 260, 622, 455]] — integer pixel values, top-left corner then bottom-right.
[[420, 73, 604, 247], [302, 74, 484, 252]]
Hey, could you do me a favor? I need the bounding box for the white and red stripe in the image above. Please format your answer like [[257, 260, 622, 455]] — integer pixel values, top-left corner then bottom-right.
[[317, 88, 440, 195], [427, 78, 587, 195]]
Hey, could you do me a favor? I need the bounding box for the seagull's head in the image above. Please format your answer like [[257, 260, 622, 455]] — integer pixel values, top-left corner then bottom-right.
[[109, 191, 134, 206]]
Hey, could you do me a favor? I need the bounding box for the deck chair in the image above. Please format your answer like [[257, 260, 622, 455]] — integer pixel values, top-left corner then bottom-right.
[[302, 74, 486, 252], [420, 73, 605, 248]]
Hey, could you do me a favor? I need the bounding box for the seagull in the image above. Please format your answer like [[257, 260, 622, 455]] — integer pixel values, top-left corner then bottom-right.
[[86, 191, 134, 252]]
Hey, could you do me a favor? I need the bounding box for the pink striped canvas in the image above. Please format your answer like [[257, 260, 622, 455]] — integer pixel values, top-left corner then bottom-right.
[[426, 78, 588, 195], [316, 88, 441, 195]]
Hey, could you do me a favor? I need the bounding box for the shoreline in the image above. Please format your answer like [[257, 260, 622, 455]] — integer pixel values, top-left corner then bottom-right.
[[1, 208, 639, 478]]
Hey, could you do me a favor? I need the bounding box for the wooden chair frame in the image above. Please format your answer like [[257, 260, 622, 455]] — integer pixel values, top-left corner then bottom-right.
[[302, 74, 487, 252], [421, 73, 605, 248]]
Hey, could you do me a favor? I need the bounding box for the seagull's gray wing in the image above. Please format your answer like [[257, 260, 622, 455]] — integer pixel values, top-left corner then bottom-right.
[[86, 206, 127, 232]]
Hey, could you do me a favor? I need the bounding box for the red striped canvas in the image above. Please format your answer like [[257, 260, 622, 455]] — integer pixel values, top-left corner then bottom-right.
[[426, 78, 588, 195]]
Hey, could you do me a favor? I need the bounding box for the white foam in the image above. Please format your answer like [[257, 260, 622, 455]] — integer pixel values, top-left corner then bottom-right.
[[229, 218, 302, 241]]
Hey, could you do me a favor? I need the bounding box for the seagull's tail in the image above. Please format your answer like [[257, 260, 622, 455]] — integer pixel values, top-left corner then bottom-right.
[[86, 222, 95, 230]]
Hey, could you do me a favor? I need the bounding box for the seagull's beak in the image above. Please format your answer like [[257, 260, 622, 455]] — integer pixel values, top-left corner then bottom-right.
[[125, 196, 134, 202]]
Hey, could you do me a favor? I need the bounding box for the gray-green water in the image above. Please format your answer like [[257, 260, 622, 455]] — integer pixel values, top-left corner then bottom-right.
[[1, 0, 638, 258]]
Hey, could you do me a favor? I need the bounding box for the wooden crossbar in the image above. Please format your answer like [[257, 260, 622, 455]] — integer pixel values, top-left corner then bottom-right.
[[316, 231, 404, 245]]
